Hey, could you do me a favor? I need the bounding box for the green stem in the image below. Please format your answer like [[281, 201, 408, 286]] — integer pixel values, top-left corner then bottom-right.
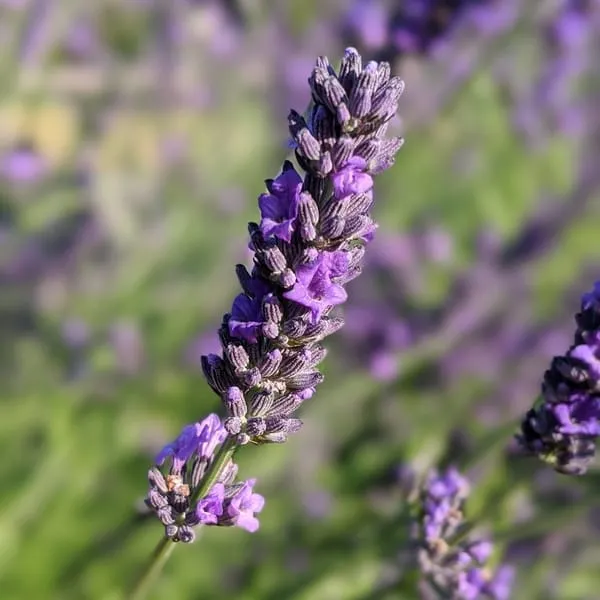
[[190, 436, 238, 505], [129, 536, 176, 600], [128, 437, 238, 600]]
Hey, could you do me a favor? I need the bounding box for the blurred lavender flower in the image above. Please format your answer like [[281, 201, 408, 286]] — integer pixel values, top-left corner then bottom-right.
[[416, 467, 514, 599], [60, 19, 101, 63], [343, 0, 390, 52], [338, 226, 454, 381], [518, 280, 600, 475], [343, 0, 515, 59], [515, 0, 599, 141], [184, 330, 222, 369], [0, 143, 46, 185]]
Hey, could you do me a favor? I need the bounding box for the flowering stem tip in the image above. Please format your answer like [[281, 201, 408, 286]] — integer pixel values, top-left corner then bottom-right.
[[133, 47, 404, 598], [518, 281, 600, 475]]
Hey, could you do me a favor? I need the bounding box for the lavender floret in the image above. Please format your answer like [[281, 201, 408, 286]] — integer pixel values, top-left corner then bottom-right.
[[518, 280, 600, 474]]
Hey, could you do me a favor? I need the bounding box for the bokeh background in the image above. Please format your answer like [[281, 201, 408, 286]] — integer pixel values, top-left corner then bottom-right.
[[2, 1, 600, 598]]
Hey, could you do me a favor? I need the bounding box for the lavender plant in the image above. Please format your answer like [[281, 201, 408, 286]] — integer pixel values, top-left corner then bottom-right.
[[136, 47, 405, 596], [518, 281, 600, 475], [414, 467, 514, 599]]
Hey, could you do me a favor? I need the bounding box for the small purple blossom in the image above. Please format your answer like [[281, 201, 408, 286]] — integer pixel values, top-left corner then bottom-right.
[[195, 483, 225, 525], [156, 413, 226, 470], [146, 48, 404, 547], [332, 157, 373, 199], [228, 277, 272, 343], [344, 0, 389, 50], [220, 479, 265, 533], [258, 161, 303, 241], [284, 250, 350, 323], [0, 144, 46, 184]]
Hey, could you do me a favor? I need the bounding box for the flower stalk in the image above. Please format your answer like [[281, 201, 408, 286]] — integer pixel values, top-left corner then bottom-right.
[[136, 45, 405, 597]]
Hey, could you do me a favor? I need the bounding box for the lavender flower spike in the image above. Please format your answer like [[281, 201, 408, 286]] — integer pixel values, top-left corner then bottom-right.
[[416, 468, 514, 600], [201, 47, 404, 447], [518, 280, 600, 475], [142, 49, 404, 551]]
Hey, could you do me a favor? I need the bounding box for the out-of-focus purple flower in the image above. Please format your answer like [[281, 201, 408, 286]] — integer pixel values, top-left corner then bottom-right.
[[467, 1, 519, 36], [301, 489, 333, 520], [258, 161, 303, 242], [343, 0, 389, 50], [485, 565, 515, 600], [194, 1, 242, 59], [196, 483, 225, 525], [62, 19, 100, 62], [0, 0, 27, 8], [0, 144, 46, 184], [422, 467, 469, 542], [343, 0, 516, 58], [156, 414, 227, 470], [342, 301, 412, 381], [284, 250, 350, 323], [416, 467, 513, 599], [518, 0, 599, 141], [518, 280, 600, 474], [219, 478, 265, 532], [61, 318, 90, 349]]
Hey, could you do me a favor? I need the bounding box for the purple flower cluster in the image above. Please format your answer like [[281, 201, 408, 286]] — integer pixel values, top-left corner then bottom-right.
[[146, 414, 265, 542], [343, 0, 516, 59], [417, 468, 513, 599], [518, 281, 600, 475], [146, 47, 404, 539], [201, 47, 404, 446]]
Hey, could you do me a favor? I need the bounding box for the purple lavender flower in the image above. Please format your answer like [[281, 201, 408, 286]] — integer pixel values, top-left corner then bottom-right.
[[343, 0, 390, 51], [343, 0, 515, 60], [258, 161, 303, 242], [195, 483, 225, 525], [228, 282, 271, 344], [331, 156, 373, 198], [516, 0, 599, 141], [155, 414, 227, 470], [518, 280, 600, 474], [146, 48, 403, 545], [283, 250, 350, 323], [218, 478, 265, 532], [416, 467, 513, 599]]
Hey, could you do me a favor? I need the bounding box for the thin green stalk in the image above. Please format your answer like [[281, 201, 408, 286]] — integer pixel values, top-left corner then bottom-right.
[[190, 436, 238, 505], [128, 436, 238, 600], [129, 537, 176, 600]]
